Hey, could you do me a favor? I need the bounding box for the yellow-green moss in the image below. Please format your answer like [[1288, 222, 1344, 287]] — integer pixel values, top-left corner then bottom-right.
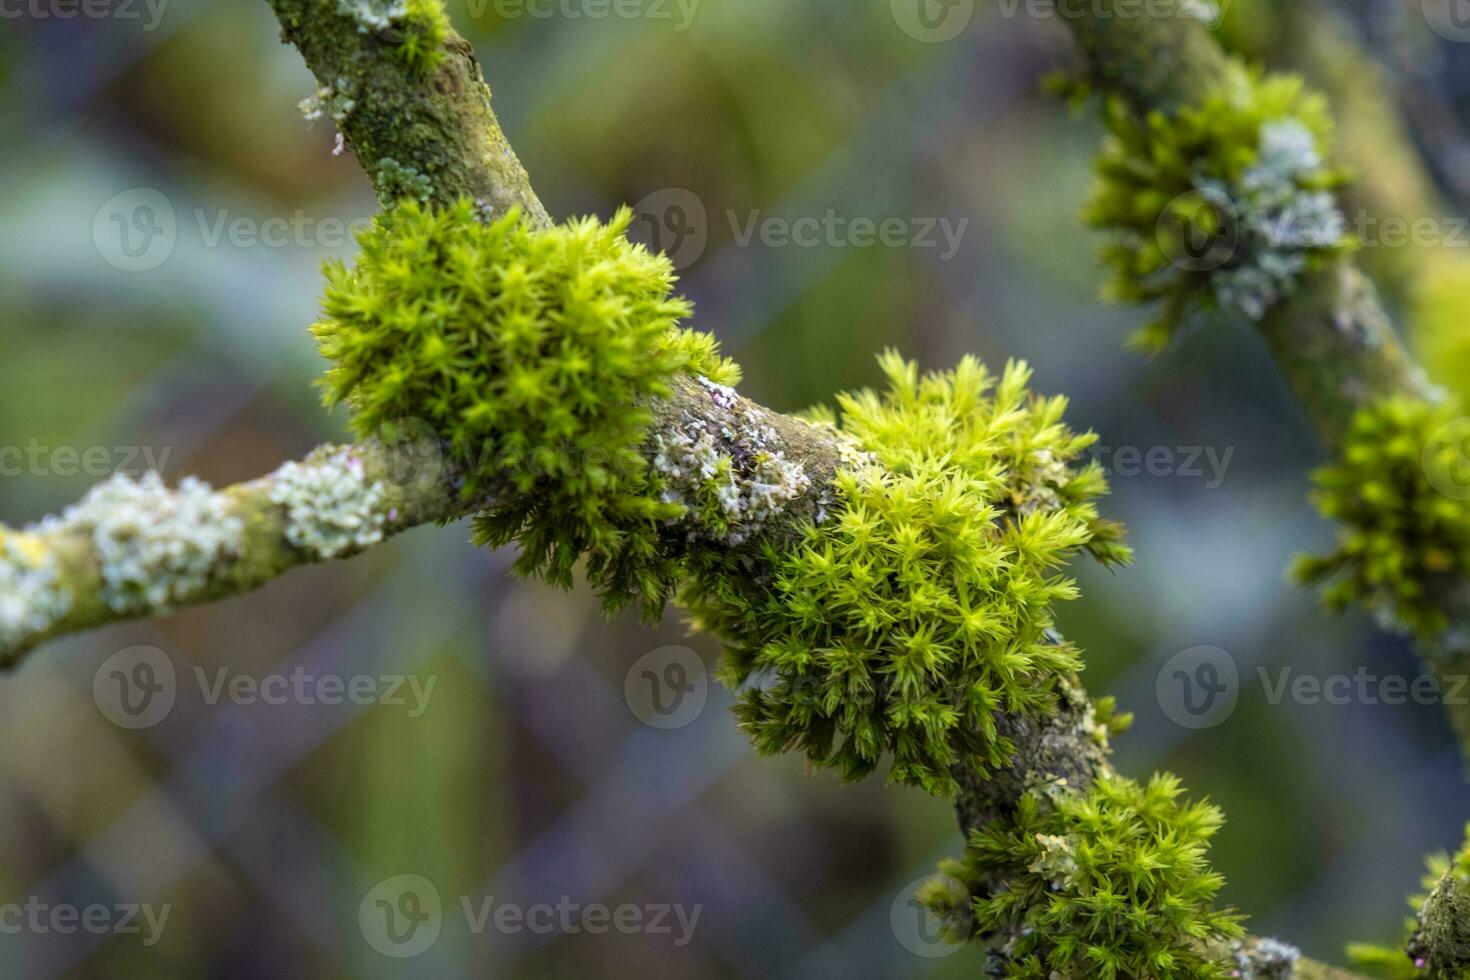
[[1082, 66, 1349, 351], [1295, 398, 1470, 649], [928, 773, 1244, 978], [311, 199, 738, 613], [681, 354, 1129, 797]]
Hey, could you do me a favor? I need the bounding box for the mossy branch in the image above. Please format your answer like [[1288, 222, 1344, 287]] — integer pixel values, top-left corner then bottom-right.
[[1062, 0, 1439, 448], [0, 373, 843, 665], [267, 0, 550, 224], [1060, 0, 1470, 745], [0, 1, 1377, 975]]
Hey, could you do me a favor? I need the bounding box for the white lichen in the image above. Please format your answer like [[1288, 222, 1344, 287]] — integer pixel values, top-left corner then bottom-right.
[[697, 375, 739, 411], [298, 79, 356, 126], [336, 0, 408, 35], [1231, 937, 1301, 979], [653, 392, 812, 547], [0, 535, 71, 651], [37, 472, 244, 614], [1196, 119, 1347, 322], [269, 448, 390, 560]]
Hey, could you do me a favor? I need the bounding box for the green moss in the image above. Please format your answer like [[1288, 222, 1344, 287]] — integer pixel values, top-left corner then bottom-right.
[[393, 0, 448, 75], [929, 773, 1244, 978], [1084, 65, 1349, 351], [1294, 398, 1470, 649], [312, 198, 738, 613], [680, 354, 1129, 797], [373, 157, 433, 204], [335, 0, 448, 75]]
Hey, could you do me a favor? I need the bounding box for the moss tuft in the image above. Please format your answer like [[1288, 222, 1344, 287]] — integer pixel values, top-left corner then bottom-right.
[[931, 773, 1244, 978], [312, 198, 739, 614], [1084, 66, 1349, 351], [1294, 398, 1470, 649], [681, 353, 1129, 797]]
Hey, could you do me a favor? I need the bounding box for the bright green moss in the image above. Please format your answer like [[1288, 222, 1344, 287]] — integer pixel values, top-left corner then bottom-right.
[[312, 198, 739, 613], [681, 354, 1129, 797], [393, 0, 448, 75], [929, 773, 1244, 978], [1294, 398, 1470, 649], [1084, 66, 1349, 352]]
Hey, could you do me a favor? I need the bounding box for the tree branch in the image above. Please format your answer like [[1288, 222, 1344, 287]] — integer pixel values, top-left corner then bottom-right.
[[1059, 0, 1470, 757], [1062, 0, 1440, 449], [0, 2, 1377, 974]]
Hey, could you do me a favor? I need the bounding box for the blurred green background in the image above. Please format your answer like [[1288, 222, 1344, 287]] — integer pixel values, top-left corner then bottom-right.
[[2, 0, 1470, 976]]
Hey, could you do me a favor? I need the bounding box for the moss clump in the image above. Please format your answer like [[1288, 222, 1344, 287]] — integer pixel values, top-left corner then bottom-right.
[[681, 354, 1129, 797], [312, 198, 738, 613], [930, 773, 1244, 978], [1083, 66, 1349, 352], [1349, 825, 1470, 979], [1294, 398, 1470, 648], [391, 0, 447, 74]]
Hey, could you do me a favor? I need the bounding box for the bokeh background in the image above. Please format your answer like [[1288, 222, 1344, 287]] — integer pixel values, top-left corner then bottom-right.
[[3, 0, 1470, 976]]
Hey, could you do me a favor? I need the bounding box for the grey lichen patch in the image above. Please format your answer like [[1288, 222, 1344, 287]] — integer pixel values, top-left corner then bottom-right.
[[335, 0, 407, 35], [0, 533, 71, 652], [37, 472, 244, 615], [653, 378, 812, 547], [1204, 120, 1348, 322], [1227, 936, 1302, 979], [299, 78, 357, 125], [269, 447, 392, 561]]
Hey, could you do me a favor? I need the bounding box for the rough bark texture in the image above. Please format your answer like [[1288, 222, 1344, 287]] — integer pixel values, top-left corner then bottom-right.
[[1410, 861, 1470, 977], [268, 0, 549, 224], [1061, 0, 1438, 448]]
